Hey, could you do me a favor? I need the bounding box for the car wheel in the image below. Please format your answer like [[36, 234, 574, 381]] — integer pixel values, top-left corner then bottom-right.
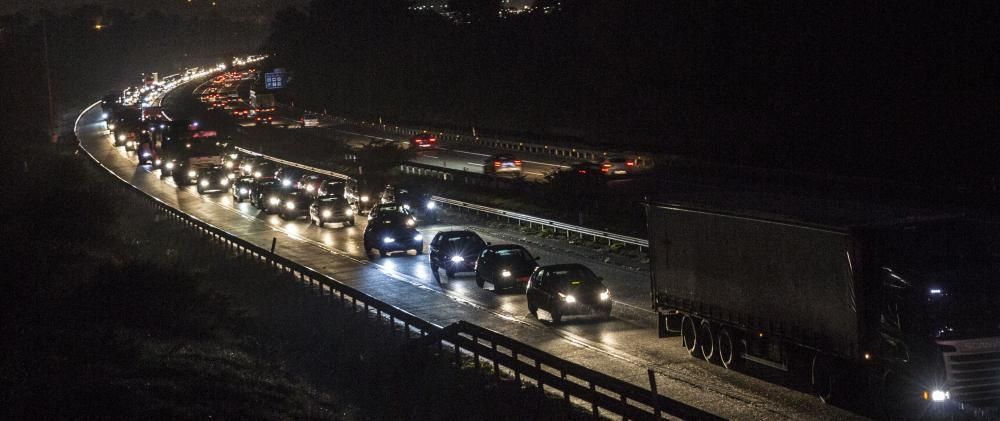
[[415, 244, 424, 255], [551, 308, 562, 324], [527, 300, 538, 317], [197, 185, 205, 194], [317, 220, 323, 228], [475, 274, 485, 288], [378, 248, 388, 258]]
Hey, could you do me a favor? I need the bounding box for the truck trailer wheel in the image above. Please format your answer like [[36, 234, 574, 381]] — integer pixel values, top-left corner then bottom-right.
[[717, 327, 744, 370], [681, 315, 701, 358], [811, 353, 838, 404], [698, 320, 717, 362]]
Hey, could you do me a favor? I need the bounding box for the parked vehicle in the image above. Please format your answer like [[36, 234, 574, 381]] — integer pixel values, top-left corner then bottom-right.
[[644, 200, 1000, 415], [475, 245, 539, 291], [526, 264, 612, 323], [429, 230, 489, 279]]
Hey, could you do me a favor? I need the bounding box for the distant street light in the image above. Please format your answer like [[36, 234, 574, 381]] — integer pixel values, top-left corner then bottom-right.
[[94, 23, 103, 31]]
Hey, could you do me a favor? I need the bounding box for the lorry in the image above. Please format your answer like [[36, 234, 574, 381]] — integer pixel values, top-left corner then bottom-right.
[[644, 200, 1000, 417], [158, 120, 222, 185], [250, 92, 276, 114]]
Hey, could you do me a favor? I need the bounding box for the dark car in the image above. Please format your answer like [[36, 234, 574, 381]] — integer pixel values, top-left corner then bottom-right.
[[298, 174, 325, 197], [429, 230, 489, 279], [368, 203, 416, 225], [393, 187, 438, 223], [278, 190, 312, 220], [251, 160, 277, 179], [275, 167, 306, 188], [409, 133, 438, 149], [475, 245, 539, 291], [252, 178, 285, 213], [363, 210, 423, 257], [567, 161, 605, 178], [526, 264, 612, 323], [309, 195, 355, 227], [254, 113, 274, 126], [196, 165, 231, 194], [318, 179, 347, 198], [231, 175, 255, 202]]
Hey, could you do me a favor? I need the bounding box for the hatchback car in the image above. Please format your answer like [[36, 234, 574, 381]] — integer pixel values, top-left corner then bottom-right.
[[429, 230, 489, 279], [526, 264, 612, 323], [196, 165, 231, 194], [409, 133, 438, 149], [599, 156, 636, 176], [231, 175, 256, 202], [363, 212, 423, 257], [475, 245, 539, 291], [278, 190, 312, 220], [309, 195, 355, 227], [301, 113, 320, 127], [483, 154, 522, 175]]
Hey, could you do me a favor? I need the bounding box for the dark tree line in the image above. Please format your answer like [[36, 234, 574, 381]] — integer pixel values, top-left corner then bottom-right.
[[265, 1, 1000, 188]]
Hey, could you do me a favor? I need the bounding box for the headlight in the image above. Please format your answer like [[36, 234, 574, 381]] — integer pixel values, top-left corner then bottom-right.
[[321, 210, 332, 218], [501, 270, 512, 278], [154, 159, 162, 165], [360, 195, 370, 202], [383, 237, 395, 243], [925, 390, 950, 402], [220, 178, 229, 185], [345, 209, 354, 216], [600, 289, 611, 301], [243, 164, 252, 172], [306, 185, 315, 192], [406, 218, 415, 227], [563, 294, 577, 303], [281, 179, 292, 187], [126, 141, 134, 147], [285, 201, 296, 210], [426, 202, 436, 210], [200, 180, 209, 187], [165, 162, 174, 169], [108, 123, 116, 130], [101, 112, 108, 119], [227, 173, 236, 179], [253, 171, 262, 178], [188, 170, 197, 178], [239, 188, 248, 194], [268, 197, 280, 205], [225, 161, 234, 169], [141, 152, 151, 157], [450, 255, 464, 263], [403, 204, 410, 210], [413, 234, 423, 241], [117, 134, 126, 141]]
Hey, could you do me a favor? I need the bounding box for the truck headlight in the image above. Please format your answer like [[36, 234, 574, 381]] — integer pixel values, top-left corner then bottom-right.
[[383, 237, 395, 243], [501, 270, 512, 277], [225, 161, 233, 169], [268, 197, 280, 205], [253, 171, 262, 178], [117, 134, 126, 141], [188, 170, 197, 178], [321, 210, 332, 218], [924, 390, 950, 402], [450, 255, 464, 263], [563, 294, 576, 303], [345, 209, 354, 216], [165, 162, 174, 169], [600, 289, 611, 301], [239, 188, 248, 195], [200, 180, 209, 187], [426, 201, 436, 210]]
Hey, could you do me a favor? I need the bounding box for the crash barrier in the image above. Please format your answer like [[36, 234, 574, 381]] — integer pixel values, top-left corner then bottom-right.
[[349, 119, 654, 168], [75, 139, 718, 421], [431, 195, 649, 252], [235, 146, 353, 181]]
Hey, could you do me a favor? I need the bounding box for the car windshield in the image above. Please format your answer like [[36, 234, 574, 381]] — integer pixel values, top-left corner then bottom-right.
[[496, 247, 533, 262], [548, 266, 600, 289], [444, 235, 484, 248]]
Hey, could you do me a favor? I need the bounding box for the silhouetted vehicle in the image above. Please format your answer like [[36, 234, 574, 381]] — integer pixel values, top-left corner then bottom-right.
[[309, 195, 355, 227], [526, 264, 612, 324], [409, 133, 438, 149], [393, 187, 438, 223], [278, 190, 311, 220], [254, 113, 274, 126], [231, 175, 255, 202], [475, 245, 539, 291], [298, 174, 325, 197], [598, 155, 635, 176], [250, 160, 277, 179], [429, 230, 488, 279], [196, 165, 231, 194], [483, 154, 522, 175], [567, 161, 605, 178], [364, 206, 422, 257], [251, 178, 284, 213], [301, 112, 320, 127], [275, 166, 306, 188]]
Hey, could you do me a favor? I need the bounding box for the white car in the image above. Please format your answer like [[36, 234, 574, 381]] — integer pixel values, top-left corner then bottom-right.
[[301, 113, 320, 127]]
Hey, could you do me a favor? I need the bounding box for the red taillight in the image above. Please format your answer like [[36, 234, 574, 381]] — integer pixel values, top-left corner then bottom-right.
[[514, 160, 522, 165], [415, 139, 423, 144], [428, 137, 436, 143], [601, 164, 611, 173], [626, 160, 635, 167], [578, 170, 587, 174], [493, 161, 501, 167]]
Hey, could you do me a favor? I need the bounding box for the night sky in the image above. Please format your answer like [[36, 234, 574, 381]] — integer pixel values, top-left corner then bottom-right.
[[1, 0, 309, 19]]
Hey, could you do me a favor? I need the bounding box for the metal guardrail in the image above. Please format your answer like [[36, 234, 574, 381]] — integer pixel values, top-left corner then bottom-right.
[[232, 149, 648, 251], [234, 146, 354, 181], [431, 195, 649, 251], [75, 132, 718, 420]]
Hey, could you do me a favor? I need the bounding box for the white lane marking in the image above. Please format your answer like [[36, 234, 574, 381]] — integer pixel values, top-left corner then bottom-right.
[[331, 129, 395, 142], [465, 162, 485, 167], [525, 172, 545, 177]]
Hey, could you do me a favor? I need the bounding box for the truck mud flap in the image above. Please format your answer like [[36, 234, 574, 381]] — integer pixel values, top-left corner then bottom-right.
[[658, 311, 681, 338]]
